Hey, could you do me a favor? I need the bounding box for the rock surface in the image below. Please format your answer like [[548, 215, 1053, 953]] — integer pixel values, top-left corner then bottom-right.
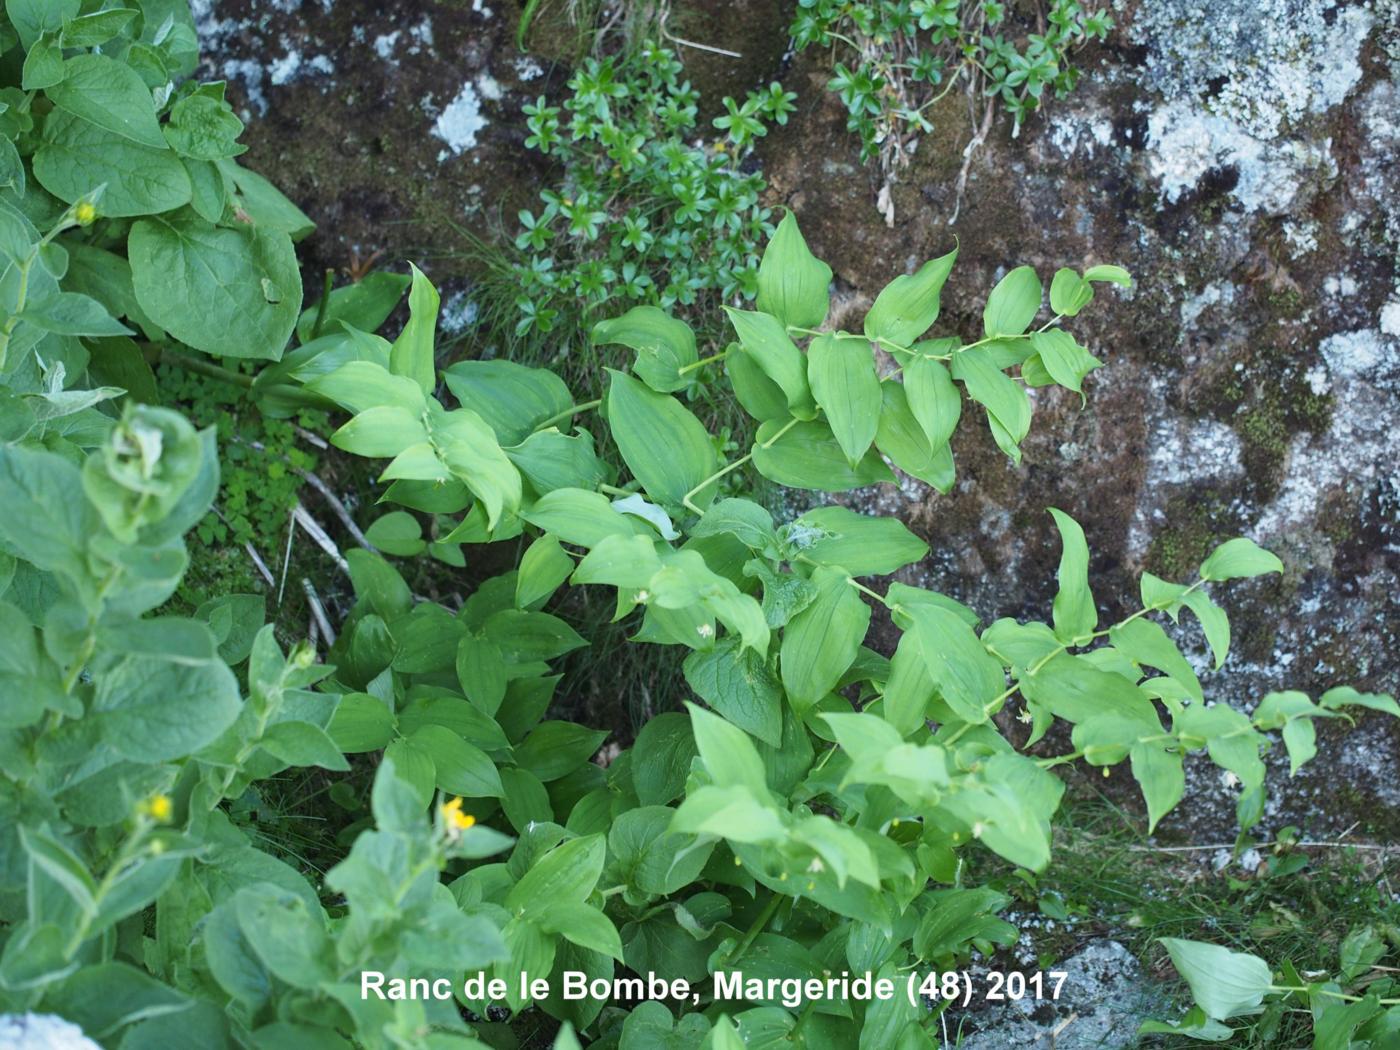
[[199, 0, 1399, 840]]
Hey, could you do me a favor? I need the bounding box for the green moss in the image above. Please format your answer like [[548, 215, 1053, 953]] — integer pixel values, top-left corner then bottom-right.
[[1147, 492, 1234, 581]]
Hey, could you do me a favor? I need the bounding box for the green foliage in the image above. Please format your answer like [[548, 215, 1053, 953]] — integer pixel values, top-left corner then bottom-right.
[[500, 42, 794, 344], [250, 215, 1393, 1046], [0, 2, 312, 378], [791, 0, 1113, 169]]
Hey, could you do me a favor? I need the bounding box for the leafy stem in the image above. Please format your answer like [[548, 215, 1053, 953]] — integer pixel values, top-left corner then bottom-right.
[[682, 415, 799, 513]]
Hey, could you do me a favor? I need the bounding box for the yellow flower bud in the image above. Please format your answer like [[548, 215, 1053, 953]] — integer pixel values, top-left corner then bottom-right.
[[439, 796, 476, 831], [74, 201, 97, 226], [141, 794, 172, 823]]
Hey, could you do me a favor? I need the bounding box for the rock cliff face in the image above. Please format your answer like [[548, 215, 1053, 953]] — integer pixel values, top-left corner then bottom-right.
[[201, 0, 1397, 838]]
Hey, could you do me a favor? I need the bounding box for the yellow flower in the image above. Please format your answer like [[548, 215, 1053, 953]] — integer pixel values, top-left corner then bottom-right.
[[440, 796, 476, 831], [74, 201, 97, 226], [141, 794, 172, 823]]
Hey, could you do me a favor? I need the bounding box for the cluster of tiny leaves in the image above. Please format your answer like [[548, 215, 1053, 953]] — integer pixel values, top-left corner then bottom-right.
[[511, 42, 794, 335], [792, 0, 1112, 164]]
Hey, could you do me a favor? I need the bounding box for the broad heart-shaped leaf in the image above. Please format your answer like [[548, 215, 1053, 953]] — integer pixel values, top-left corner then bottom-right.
[[683, 639, 783, 746], [874, 381, 955, 492], [951, 347, 1031, 464], [1030, 329, 1100, 395], [19, 292, 132, 337], [592, 306, 697, 393], [45, 53, 166, 149], [751, 418, 894, 492], [902, 353, 961, 450], [906, 603, 1005, 724], [788, 506, 927, 577], [756, 210, 831, 329], [864, 246, 958, 346], [129, 213, 301, 360], [443, 359, 573, 446], [93, 654, 241, 762], [982, 265, 1042, 336], [807, 333, 881, 466], [605, 369, 717, 509], [34, 111, 192, 217], [388, 263, 438, 395], [1198, 537, 1284, 581], [780, 565, 871, 713], [1048, 508, 1096, 643], [723, 308, 815, 419], [1158, 939, 1273, 1021], [427, 404, 522, 529]]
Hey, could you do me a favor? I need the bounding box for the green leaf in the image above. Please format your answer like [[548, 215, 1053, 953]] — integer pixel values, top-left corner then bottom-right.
[[364, 511, 425, 557], [1181, 590, 1230, 670], [6, 0, 79, 49], [1083, 264, 1132, 286], [906, 603, 1005, 724], [1048, 268, 1092, 316], [516, 534, 574, 610], [1158, 939, 1273, 1021], [863, 246, 957, 346], [296, 270, 409, 343], [235, 887, 332, 989], [592, 306, 698, 393], [45, 53, 166, 148], [409, 724, 503, 797], [685, 702, 769, 795], [788, 506, 927, 577], [331, 405, 427, 458], [16, 291, 129, 337], [1111, 618, 1203, 702], [223, 161, 315, 239], [873, 381, 955, 492], [683, 639, 783, 747], [630, 712, 697, 806], [902, 353, 960, 449], [723, 308, 815, 419], [129, 213, 301, 360], [515, 721, 608, 781], [93, 655, 242, 762], [260, 721, 350, 772], [22, 33, 66, 91], [726, 342, 789, 422], [756, 211, 831, 329], [1048, 508, 1096, 643], [780, 565, 871, 713], [982, 266, 1042, 336], [428, 406, 523, 530], [751, 418, 894, 491], [445, 361, 576, 448], [549, 904, 624, 961], [807, 333, 881, 465], [389, 263, 439, 395], [345, 548, 412, 620], [34, 112, 194, 218], [505, 834, 606, 917], [1030, 329, 1100, 394], [952, 348, 1031, 464], [59, 8, 139, 48], [162, 93, 246, 161], [523, 488, 639, 547], [0, 445, 96, 586], [1199, 538, 1284, 581], [606, 369, 716, 508], [327, 692, 396, 753], [1130, 743, 1185, 831]]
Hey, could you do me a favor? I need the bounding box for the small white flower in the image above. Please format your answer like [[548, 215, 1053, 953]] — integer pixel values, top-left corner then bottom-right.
[[697, 624, 714, 639], [636, 589, 650, 602], [806, 857, 825, 873], [1221, 770, 1240, 789]]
